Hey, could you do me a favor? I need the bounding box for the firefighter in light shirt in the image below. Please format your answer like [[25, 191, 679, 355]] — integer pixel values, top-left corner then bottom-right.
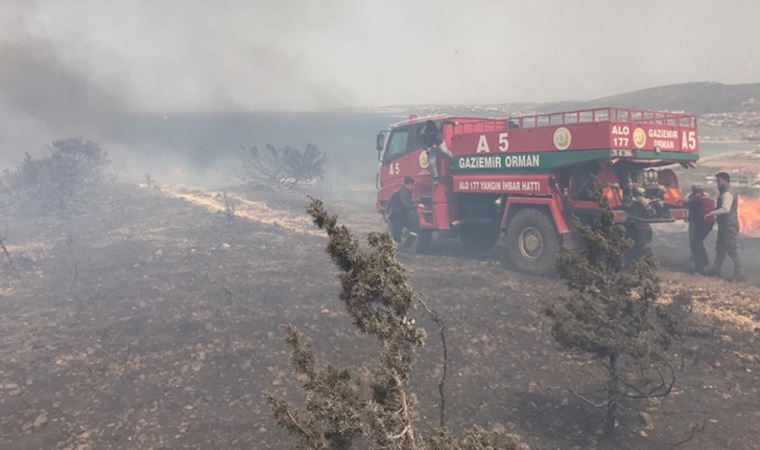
[[705, 172, 745, 282], [421, 120, 453, 184]]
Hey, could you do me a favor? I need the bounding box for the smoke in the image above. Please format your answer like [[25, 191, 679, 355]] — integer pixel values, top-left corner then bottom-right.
[[0, 0, 360, 175], [0, 1, 131, 168], [2, 0, 759, 185], [0, 38, 129, 133]]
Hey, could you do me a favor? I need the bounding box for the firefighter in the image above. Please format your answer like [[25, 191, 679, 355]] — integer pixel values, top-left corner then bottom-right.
[[422, 120, 453, 183], [705, 172, 745, 281], [387, 176, 420, 248], [686, 184, 714, 274]]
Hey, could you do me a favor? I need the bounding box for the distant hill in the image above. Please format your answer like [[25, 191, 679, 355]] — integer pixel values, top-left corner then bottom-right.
[[541, 82, 760, 115], [364, 82, 760, 117]]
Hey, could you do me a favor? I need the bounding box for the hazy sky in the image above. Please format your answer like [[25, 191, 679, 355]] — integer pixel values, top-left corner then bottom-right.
[[1, 0, 759, 112]]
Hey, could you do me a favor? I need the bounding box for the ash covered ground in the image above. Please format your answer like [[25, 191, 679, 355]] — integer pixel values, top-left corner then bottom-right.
[[0, 183, 758, 450]]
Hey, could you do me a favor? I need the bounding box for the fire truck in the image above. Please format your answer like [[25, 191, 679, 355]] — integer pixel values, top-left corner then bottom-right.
[[375, 107, 700, 274]]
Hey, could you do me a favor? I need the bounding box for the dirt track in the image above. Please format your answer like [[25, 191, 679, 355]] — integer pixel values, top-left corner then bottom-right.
[[1, 185, 758, 449]]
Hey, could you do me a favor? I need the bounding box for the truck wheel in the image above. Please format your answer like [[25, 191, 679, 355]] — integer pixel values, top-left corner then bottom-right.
[[505, 208, 560, 275], [459, 221, 500, 252]]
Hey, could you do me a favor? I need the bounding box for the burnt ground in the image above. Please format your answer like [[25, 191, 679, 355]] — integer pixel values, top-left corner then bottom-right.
[[0, 184, 759, 450]]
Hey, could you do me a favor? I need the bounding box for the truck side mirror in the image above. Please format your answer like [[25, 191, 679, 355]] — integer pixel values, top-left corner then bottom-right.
[[376, 132, 386, 152]]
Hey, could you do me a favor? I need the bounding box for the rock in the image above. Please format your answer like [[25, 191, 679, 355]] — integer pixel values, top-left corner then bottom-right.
[[730, 383, 742, 396], [33, 412, 48, 428], [639, 411, 655, 430]]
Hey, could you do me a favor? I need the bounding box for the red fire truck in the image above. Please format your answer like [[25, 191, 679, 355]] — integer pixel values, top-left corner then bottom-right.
[[375, 107, 699, 274]]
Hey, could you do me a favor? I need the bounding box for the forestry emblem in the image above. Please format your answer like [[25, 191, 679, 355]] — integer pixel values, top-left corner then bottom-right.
[[418, 150, 429, 169], [633, 127, 647, 149], [553, 127, 572, 150]]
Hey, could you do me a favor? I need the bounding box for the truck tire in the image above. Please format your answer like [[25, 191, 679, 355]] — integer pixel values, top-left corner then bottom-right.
[[459, 221, 500, 252], [505, 208, 560, 275]]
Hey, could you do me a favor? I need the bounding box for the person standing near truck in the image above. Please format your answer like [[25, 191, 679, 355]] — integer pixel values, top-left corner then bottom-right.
[[421, 120, 453, 184], [686, 185, 715, 274], [387, 176, 420, 248], [705, 172, 745, 281]]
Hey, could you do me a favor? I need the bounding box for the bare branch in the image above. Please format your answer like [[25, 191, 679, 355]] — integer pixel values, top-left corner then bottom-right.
[[418, 295, 448, 429], [239, 143, 325, 189]]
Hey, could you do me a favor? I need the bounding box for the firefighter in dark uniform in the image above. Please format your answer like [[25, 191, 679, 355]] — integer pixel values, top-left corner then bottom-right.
[[705, 172, 745, 281], [686, 185, 715, 274], [387, 176, 420, 248]]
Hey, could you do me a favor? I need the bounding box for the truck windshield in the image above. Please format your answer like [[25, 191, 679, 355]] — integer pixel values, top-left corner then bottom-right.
[[383, 129, 409, 162]]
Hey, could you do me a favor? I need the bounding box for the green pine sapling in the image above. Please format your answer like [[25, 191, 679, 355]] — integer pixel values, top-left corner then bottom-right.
[[267, 198, 528, 450], [544, 192, 678, 436]]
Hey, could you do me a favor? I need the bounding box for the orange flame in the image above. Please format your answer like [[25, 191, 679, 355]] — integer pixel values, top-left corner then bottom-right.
[[739, 197, 760, 236], [602, 186, 622, 207], [664, 187, 682, 205]]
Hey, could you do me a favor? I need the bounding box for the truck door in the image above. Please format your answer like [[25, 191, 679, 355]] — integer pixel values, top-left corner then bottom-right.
[[378, 126, 425, 212]]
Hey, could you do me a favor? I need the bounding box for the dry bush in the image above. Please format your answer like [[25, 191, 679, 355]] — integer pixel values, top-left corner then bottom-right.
[[0, 226, 16, 275], [267, 198, 528, 450], [240, 143, 325, 189], [544, 193, 679, 436], [2, 138, 111, 217], [222, 191, 238, 225]]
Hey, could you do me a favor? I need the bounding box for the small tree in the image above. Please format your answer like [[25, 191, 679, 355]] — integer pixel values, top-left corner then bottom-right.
[[240, 143, 325, 189], [267, 198, 528, 450], [2, 138, 110, 216], [544, 193, 678, 436]]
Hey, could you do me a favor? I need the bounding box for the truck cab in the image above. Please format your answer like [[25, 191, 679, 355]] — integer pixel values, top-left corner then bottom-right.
[[375, 108, 699, 274]]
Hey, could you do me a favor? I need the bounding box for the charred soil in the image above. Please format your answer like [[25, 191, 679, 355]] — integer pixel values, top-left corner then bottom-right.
[[0, 184, 758, 449]]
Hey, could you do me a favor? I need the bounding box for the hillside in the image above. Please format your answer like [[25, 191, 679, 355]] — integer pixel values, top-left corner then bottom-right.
[[549, 81, 760, 114], [368, 82, 760, 116]]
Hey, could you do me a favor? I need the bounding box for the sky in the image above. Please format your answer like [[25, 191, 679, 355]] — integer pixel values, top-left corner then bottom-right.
[[0, 0, 759, 114]]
